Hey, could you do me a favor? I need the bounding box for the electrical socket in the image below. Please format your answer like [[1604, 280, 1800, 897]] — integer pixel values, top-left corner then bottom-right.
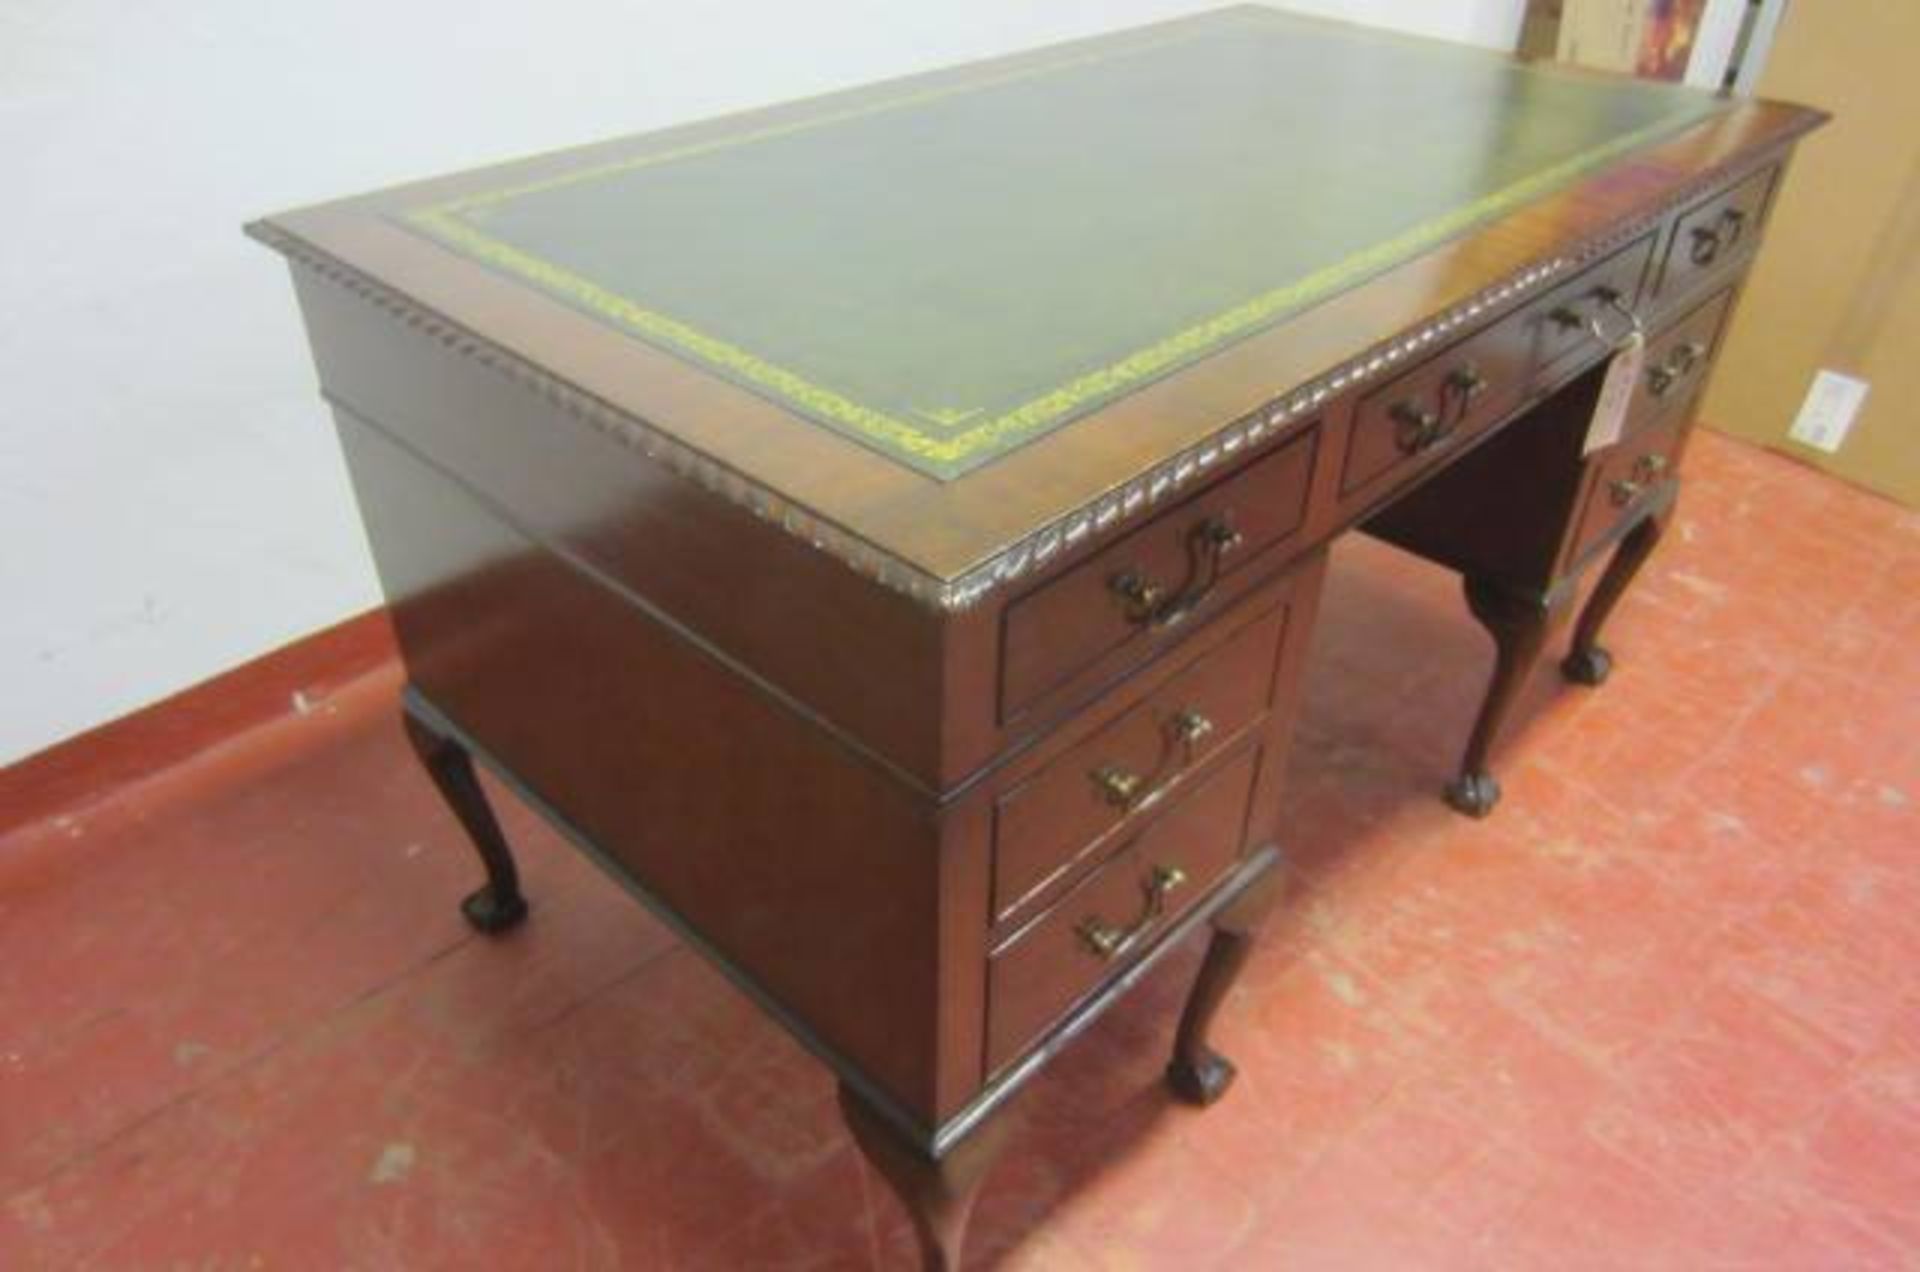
[[1788, 370, 1869, 454]]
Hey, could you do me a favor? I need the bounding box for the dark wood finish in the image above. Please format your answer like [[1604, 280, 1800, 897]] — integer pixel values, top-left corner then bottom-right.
[[1367, 257, 1746, 816], [1330, 233, 1652, 534], [291, 275, 957, 791], [400, 694, 530, 934], [986, 744, 1262, 1072], [1338, 232, 1657, 509], [838, 1080, 1018, 1272], [248, 18, 1824, 585], [991, 604, 1284, 926], [1564, 414, 1686, 570], [1622, 289, 1737, 439], [249, 15, 1823, 1265], [1654, 163, 1781, 300], [1342, 307, 1531, 499], [334, 413, 957, 1119], [1564, 501, 1676, 688], [1444, 575, 1573, 818], [1362, 363, 1604, 588], [999, 426, 1316, 723], [1522, 233, 1659, 380], [1166, 858, 1283, 1106]]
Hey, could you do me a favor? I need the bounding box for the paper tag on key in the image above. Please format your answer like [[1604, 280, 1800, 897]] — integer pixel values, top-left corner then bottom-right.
[[1583, 329, 1645, 456]]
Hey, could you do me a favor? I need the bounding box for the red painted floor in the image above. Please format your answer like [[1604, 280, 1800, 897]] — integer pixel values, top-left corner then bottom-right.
[[2, 430, 1916, 1270]]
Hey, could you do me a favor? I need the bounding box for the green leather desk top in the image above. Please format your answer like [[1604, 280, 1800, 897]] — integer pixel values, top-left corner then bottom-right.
[[394, 9, 1721, 479], [256, 6, 1825, 603]]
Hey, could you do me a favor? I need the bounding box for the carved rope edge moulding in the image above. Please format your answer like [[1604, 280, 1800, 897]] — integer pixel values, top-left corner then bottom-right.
[[249, 140, 1788, 613]]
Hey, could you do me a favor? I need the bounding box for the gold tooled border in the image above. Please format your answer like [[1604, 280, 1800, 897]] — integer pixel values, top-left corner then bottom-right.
[[254, 124, 1816, 610], [401, 34, 1723, 477]]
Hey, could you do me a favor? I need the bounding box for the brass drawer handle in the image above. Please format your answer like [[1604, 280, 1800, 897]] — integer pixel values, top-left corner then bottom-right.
[[1447, 363, 1489, 403], [1390, 400, 1442, 455], [1089, 708, 1215, 812], [1078, 864, 1188, 961], [1688, 224, 1723, 267], [1609, 478, 1644, 508], [1392, 362, 1487, 457], [1632, 452, 1670, 482], [1109, 517, 1244, 630], [1689, 208, 1745, 268], [1647, 341, 1708, 398], [1549, 285, 1638, 344]]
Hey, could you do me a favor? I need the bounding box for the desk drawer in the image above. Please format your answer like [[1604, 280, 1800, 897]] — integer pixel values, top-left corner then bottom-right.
[[1521, 233, 1658, 379], [1342, 314, 1526, 499], [1627, 288, 1735, 436], [991, 605, 1284, 926], [1567, 414, 1683, 568], [1338, 235, 1655, 507], [1656, 165, 1778, 300], [986, 744, 1260, 1072], [1000, 427, 1316, 721]]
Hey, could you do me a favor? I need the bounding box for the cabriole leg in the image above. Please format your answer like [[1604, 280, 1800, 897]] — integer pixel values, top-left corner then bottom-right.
[[1445, 575, 1567, 818], [1166, 868, 1279, 1106], [1563, 506, 1671, 687], [838, 1083, 1015, 1272], [401, 697, 529, 934]]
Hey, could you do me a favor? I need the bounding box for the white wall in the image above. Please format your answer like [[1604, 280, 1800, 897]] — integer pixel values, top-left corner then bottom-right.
[[0, 0, 1523, 766]]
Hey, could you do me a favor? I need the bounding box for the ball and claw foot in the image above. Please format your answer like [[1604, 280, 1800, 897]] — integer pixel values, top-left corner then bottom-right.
[[1561, 645, 1613, 686], [460, 884, 529, 935], [1444, 771, 1501, 819], [1166, 1047, 1238, 1106]]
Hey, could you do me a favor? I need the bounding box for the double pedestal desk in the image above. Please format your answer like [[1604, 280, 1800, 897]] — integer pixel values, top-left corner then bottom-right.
[[253, 10, 1821, 1265]]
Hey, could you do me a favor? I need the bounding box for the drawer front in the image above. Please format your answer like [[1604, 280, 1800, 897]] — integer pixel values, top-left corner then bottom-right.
[[991, 605, 1284, 926], [1567, 415, 1683, 568], [1655, 165, 1778, 300], [1520, 233, 1658, 379], [1338, 235, 1656, 508], [1000, 427, 1317, 721], [986, 744, 1261, 1072], [1342, 313, 1528, 499], [1626, 288, 1735, 436]]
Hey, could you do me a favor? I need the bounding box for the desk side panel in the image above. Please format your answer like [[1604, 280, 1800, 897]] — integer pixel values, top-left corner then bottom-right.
[[333, 411, 948, 1121], [290, 268, 950, 788]]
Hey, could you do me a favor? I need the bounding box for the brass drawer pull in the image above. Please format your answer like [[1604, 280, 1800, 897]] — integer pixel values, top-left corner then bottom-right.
[[1609, 478, 1644, 508], [1446, 363, 1489, 403], [1632, 452, 1670, 482], [1646, 341, 1708, 398], [1549, 285, 1639, 344], [1109, 517, 1244, 630], [1089, 709, 1215, 812], [1689, 208, 1746, 268], [1390, 400, 1442, 455], [1390, 362, 1485, 457], [1078, 864, 1188, 961]]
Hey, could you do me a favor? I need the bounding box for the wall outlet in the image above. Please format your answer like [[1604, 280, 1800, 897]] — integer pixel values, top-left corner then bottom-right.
[[1788, 370, 1870, 454]]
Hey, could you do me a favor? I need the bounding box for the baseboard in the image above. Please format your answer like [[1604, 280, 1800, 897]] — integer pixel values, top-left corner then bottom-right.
[[0, 608, 397, 838]]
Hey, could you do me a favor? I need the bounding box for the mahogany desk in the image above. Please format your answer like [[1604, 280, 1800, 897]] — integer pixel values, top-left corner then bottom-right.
[[250, 9, 1822, 1265]]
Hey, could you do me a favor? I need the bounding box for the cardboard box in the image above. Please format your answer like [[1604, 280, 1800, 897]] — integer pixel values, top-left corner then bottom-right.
[[1556, 0, 1651, 72], [1699, 4, 1920, 508]]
